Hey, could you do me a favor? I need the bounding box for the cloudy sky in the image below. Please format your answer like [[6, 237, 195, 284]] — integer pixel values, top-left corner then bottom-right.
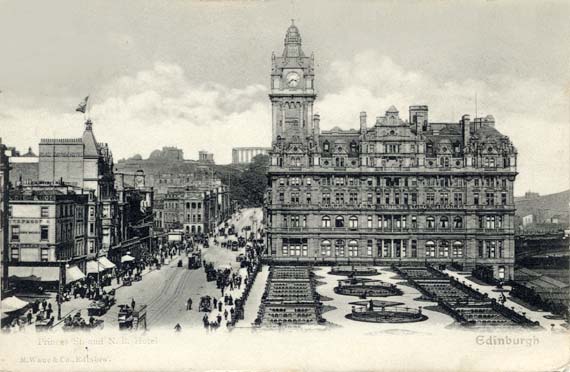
[[0, 0, 569, 195]]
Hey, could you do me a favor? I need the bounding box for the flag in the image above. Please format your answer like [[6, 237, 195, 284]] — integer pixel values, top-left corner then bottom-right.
[[76, 96, 89, 113]]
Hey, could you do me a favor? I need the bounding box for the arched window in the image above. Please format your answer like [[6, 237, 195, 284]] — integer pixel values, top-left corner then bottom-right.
[[425, 240, 436, 257], [322, 216, 331, 228], [453, 216, 463, 229], [321, 240, 331, 256], [335, 216, 345, 228], [348, 240, 359, 257], [453, 241, 463, 257], [349, 215, 358, 229], [335, 240, 345, 256], [440, 216, 449, 229], [439, 240, 449, 257], [426, 216, 435, 229]]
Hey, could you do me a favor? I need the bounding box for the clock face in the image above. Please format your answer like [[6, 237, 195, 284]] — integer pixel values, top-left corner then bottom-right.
[[286, 72, 300, 87]]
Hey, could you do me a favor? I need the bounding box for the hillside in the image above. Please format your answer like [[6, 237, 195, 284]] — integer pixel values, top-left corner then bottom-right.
[[515, 189, 570, 223]]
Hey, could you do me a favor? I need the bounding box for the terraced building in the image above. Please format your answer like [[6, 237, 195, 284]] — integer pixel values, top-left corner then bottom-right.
[[265, 22, 518, 280]]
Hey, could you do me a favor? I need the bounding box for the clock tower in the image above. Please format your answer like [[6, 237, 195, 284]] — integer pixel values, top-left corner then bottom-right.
[[270, 21, 317, 152]]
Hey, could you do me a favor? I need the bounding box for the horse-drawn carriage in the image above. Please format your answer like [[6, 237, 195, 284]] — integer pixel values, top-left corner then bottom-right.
[[118, 304, 147, 330], [87, 291, 116, 316], [62, 312, 104, 331], [188, 253, 202, 269], [199, 296, 212, 312]]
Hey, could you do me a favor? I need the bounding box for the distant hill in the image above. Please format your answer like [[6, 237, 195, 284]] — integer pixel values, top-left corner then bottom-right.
[[515, 189, 570, 224]]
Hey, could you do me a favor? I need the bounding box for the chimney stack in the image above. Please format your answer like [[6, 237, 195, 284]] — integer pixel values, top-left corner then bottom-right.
[[360, 112, 367, 134], [313, 113, 320, 135], [462, 114, 471, 144]]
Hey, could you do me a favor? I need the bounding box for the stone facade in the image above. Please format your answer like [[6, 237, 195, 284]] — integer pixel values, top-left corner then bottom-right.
[[232, 147, 271, 164], [265, 23, 518, 280]]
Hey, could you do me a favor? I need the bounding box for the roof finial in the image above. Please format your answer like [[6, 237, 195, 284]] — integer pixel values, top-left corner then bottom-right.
[[291, 18, 295, 25]]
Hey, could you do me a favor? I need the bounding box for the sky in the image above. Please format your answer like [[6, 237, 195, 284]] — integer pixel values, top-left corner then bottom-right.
[[0, 0, 569, 196]]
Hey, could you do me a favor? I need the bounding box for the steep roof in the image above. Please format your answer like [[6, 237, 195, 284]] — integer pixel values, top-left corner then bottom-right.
[[82, 120, 99, 157]]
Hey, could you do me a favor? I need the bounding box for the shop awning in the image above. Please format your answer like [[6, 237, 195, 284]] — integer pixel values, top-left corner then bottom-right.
[[121, 254, 135, 263], [9, 266, 59, 282], [1, 296, 29, 313], [86, 257, 117, 274], [98, 257, 116, 270], [66, 265, 86, 283]]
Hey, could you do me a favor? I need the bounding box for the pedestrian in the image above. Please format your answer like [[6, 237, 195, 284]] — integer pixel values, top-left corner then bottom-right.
[[216, 314, 222, 324], [42, 300, 47, 311], [26, 311, 32, 325], [224, 309, 228, 320], [213, 298, 217, 308], [218, 302, 222, 312], [131, 298, 136, 310], [174, 323, 182, 332], [186, 298, 192, 311]]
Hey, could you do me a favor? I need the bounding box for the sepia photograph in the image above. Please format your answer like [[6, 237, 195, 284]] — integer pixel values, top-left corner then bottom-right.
[[0, 1, 569, 371]]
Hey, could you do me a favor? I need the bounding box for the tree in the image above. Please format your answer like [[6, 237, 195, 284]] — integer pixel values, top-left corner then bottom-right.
[[230, 154, 269, 207]]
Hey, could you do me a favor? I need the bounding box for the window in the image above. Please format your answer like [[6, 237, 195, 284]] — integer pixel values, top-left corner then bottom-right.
[[426, 216, 435, 229], [394, 215, 401, 229], [322, 216, 331, 228], [439, 216, 449, 229], [335, 216, 345, 228], [453, 241, 463, 257], [439, 240, 449, 257], [291, 216, 299, 228], [367, 193, 373, 203], [426, 193, 435, 205], [453, 216, 463, 229], [323, 141, 330, 152], [335, 240, 345, 257], [349, 192, 358, 204], [349, 216, 358, 229], [11, 225, 20, 241], [411, 240, 417, 258], [41, 207, 49, 218], [486, 192, 495, 206], [498, 240, 504, 258], [301, 216, 307, 228], [367, 216, 373, 228], [401, 240, 408, 258], [411, 216, 417, 229], [282, 245, 289, 256], [454, 193, 463, 206], [425, 241, 436, 257], [291, 192, 300, 204], [278, 192, 285, 202], [306, 193, 312, 204], [485, 216, 495, 229], [306, 178, 312, 186], [89, 223, 94, 234], [40, 225, 49, 241], [367, 240, 373, 257], [394, 192, 400, 205], [439, 193, 449, 205], [89, 240, 95, 254], [321, 240, 331, 256], [11, 247, 19, 262], [474, 193, 480, 205], [41, 248, 49, 262], [335, 192, 345, 204], [322, 193, 331, 204], [383, 240, 392, 257], [348, 240, 359, 257], [501, 192, 508, 205]]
